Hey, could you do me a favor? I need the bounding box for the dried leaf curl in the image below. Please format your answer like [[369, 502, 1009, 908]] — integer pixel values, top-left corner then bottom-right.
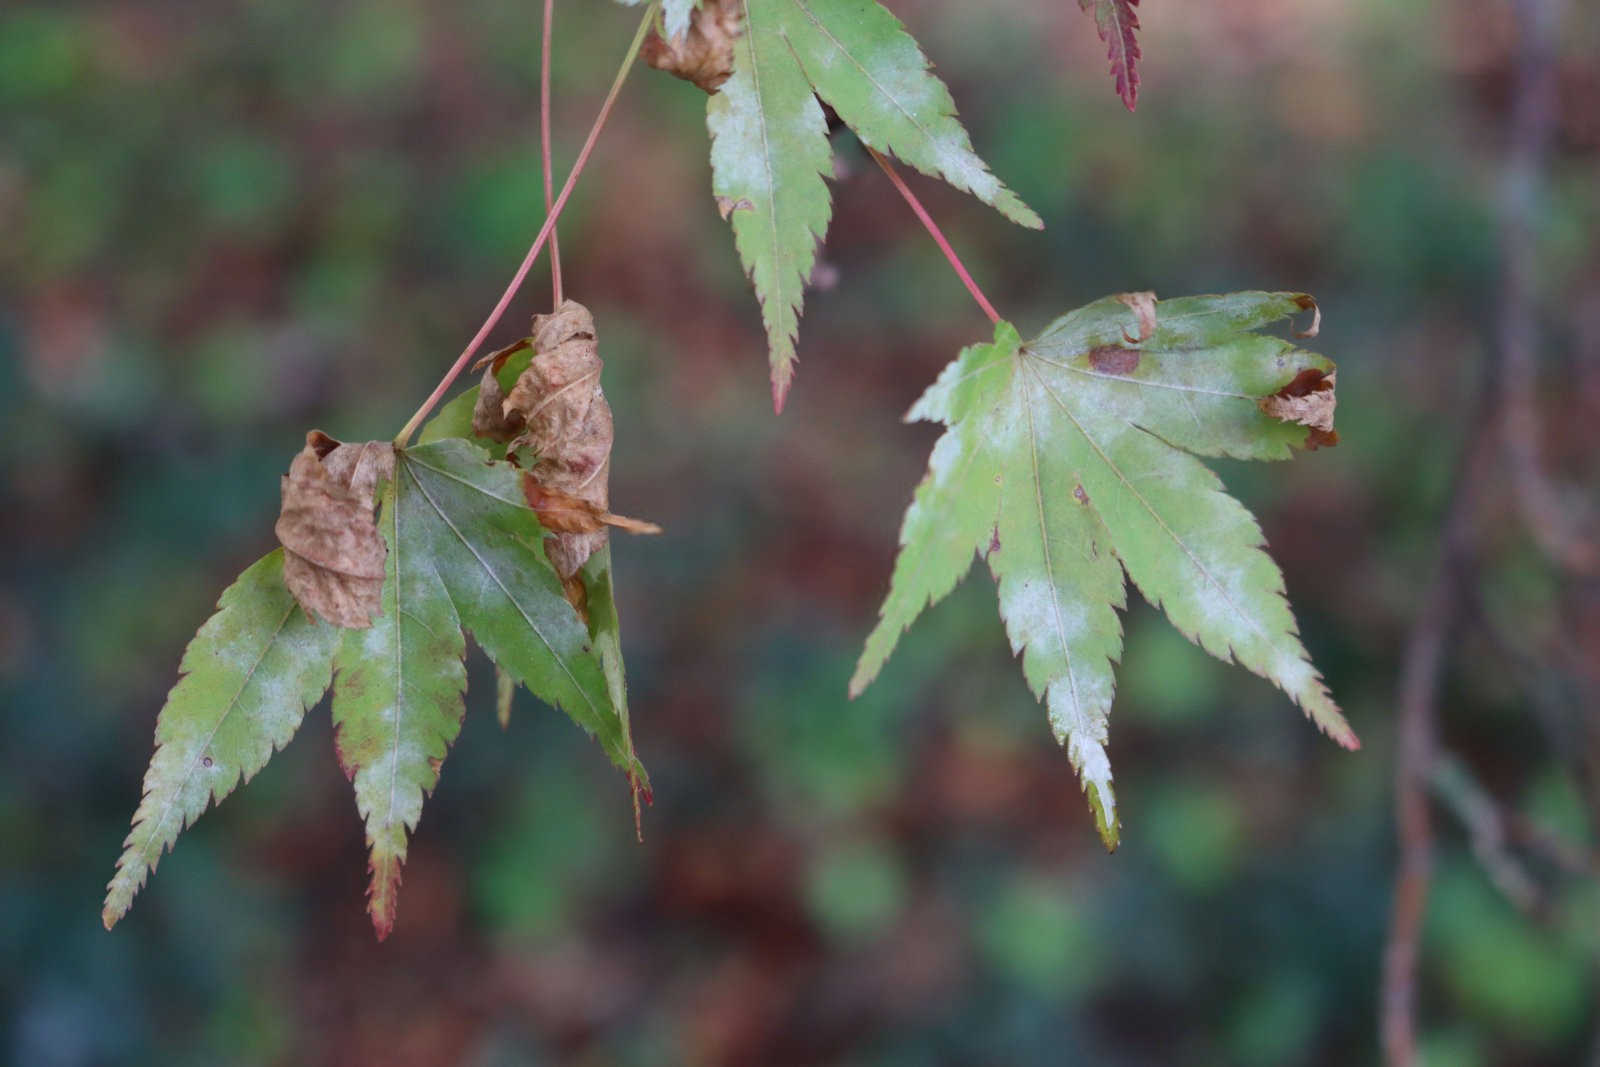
[[275, 432, 395, 629]]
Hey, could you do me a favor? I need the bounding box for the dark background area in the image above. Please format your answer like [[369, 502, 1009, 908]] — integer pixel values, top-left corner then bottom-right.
[[2, 1, 1597, 1064]]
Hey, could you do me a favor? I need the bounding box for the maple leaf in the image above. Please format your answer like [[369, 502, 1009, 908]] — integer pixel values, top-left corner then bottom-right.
[[332, 439, 644, 937], [705, 0, 1043, 410], [851, 292, 1357, 849], [103, 551, 341, 929], [275, 432, 394, 629], [1077, 0, 1142, 111], [642, 0, 740, 93], [106, 437, 644, 937]]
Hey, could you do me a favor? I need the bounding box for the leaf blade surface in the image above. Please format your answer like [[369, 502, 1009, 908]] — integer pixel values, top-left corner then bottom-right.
[[331, 470, 467, 939], [855, 293, 1356, 843], [707, 0, 1038, 406], [104, 550, 339, 928], [402, 441, 642, 781]]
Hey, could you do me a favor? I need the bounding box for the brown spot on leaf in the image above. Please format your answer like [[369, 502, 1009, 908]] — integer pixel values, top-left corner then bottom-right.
[[988, 528, 1002, 556], [201, 756, 213, 768], [275, 432, 395, 629], [560, 568, 589, 624], [1260, 369, 1338, 447], [1115, 290, 1158, 343], [716, 196, 754, 220], [641, 0, 743, 93], [1291, 294, 1322, 338], [1088, 345, 1141, 376], [1074, 484, 1090, 505]]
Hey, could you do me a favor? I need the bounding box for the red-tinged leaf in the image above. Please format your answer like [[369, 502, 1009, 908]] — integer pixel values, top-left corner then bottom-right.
[[1077, 0, 1142, 111]]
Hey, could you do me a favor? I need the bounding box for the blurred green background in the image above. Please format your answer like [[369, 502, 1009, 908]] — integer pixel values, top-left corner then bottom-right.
[[3, 0, 1598, 1064]]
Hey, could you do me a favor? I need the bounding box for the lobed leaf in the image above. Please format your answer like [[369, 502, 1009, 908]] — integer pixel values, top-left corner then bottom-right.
[[854, 293, 1356, 848], [103, 550, 340, 929], [707, 0, 1040, 409]]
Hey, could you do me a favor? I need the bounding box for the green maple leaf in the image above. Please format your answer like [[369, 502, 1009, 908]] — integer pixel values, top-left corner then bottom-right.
[[851, 292, 1356, 849], [105, 440, 641, 937], [102, 550, 342, 930], [334, 440, 642, 936], [706, 0, 1043, 409]]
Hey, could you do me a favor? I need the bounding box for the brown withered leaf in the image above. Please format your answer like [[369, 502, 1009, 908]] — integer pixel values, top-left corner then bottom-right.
[[641, 0, 743, 93], [1260, 368, 1339, 449], [502, 300, 615, 580], [1116, 290, 1158, 343], [522, 480, 662, 537], [469, 339, 533, 443], [275, 431, 396, 629]]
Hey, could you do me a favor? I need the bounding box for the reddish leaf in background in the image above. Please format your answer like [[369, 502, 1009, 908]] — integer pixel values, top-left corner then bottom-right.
[[1078, 0, 1142, 111]]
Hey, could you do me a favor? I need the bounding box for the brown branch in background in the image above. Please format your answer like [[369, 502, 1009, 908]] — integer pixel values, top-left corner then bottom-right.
[[1499, 0, 1594, 574], [1384, 1, 1579, 1058], [1380, 419, 1490, 1067]]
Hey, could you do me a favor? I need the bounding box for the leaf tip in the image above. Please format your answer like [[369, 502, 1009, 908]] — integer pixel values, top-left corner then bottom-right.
[[367, 878, 399, 941], [771, 368, 793, 414], [1085, 782, 1120, 852]]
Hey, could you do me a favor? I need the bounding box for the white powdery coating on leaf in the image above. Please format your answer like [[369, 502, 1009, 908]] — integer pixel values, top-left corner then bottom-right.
[[1271, 649, 1316, 696], [935, 141, 997, 201]]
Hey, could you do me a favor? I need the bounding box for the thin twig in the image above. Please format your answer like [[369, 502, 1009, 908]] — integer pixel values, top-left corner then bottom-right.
[[866, 147, 1003, 327], [542, 0, 564, 308], [1430, 754, 1541, 913], [395, 2, 658, 446], [1381, 1, 1578, 1056], [1381, 358, 1499, 1067], [1499, 0, 1594, 573]]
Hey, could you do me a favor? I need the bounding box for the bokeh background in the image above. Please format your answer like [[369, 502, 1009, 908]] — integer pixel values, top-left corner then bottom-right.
[[3, 0, 1598, 1064]]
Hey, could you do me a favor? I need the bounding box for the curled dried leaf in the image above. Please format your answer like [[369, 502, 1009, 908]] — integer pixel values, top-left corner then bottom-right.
[[522, 480, 662, 537], [1292, 295, 1323, 338], [469, 339, 535, 443], [500, 300, 615, 579], [471, 369, 519, 443], [1260, 368, 1339, 449], [1116, 290, 1158, 343], [275, 432, 396, 628], [641, 0, 744, 93]]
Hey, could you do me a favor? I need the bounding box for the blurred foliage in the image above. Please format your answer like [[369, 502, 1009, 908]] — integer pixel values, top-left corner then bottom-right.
[[2, 0, 1597, 1064]]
